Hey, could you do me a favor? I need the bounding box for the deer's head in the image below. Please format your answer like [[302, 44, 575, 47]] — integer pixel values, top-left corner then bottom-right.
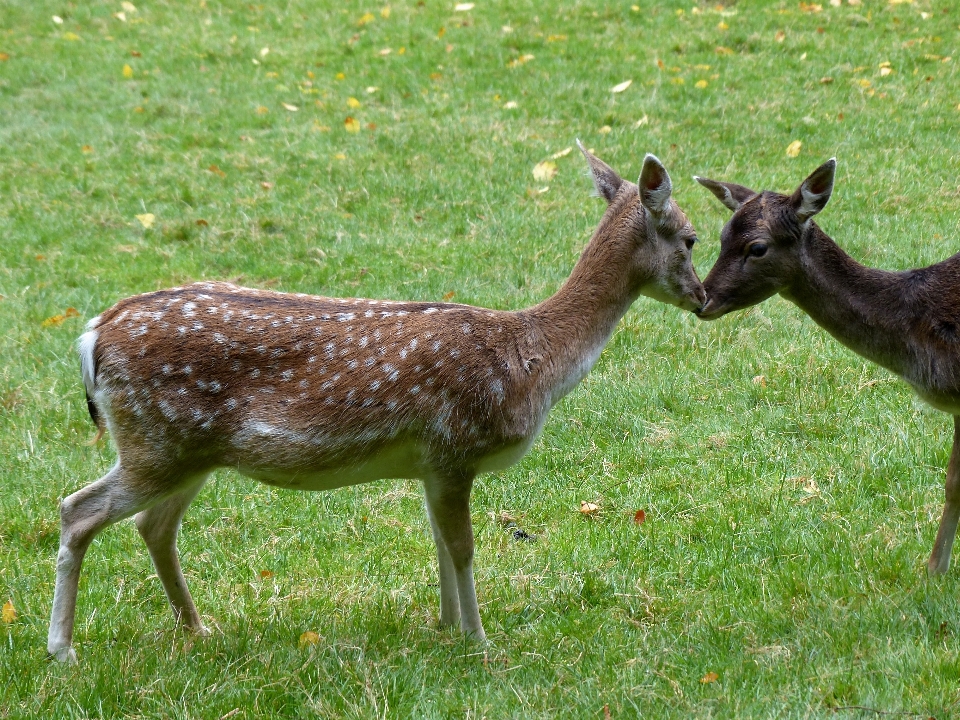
[[578, 142, 706, 312], [694, 158, 836, 319]]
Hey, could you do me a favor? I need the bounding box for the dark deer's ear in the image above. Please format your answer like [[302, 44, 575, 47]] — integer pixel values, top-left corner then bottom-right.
[[791, 158, 836, 224], [694, 176, 757, 212], [577, 139, 623, 204], [638, 154, 672, 215]]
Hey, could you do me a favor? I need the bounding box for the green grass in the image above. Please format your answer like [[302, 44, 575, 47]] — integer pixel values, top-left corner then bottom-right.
[[2, 0, 960, 716]]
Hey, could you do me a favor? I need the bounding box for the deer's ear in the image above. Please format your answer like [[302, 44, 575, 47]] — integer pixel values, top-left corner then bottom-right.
[[694, 176, 756, 212], [638, 153, 672, 215], [577, 139, 623, 204], [791, 158, 836, 224]]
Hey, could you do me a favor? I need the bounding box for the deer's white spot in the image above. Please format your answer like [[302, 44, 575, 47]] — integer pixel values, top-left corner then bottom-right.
[[251, 369, 261, 378], [336, 312, 356, 322], [158, 399, 177, 420], [490, 379, 505, 404], [461, 323, 471, 335], [365, 310, 374, 318], [182, 302, 197, 318], [209, 381, 222, 393], [365, 357, 376, 367], [423, 307, 438, 314], [432, 340, 441, 352], [192, 322, 204, 331], [281, 369, 295, 381], [162, 364, 173, 375], [359, 336, 369, 348], [347, 359, 358, 369], [225, 398, 238, 410], [183, 365, 193, 375], [409, 385, 421, 395], [370, 379, 381, 390], [449, 348, 461, 358]]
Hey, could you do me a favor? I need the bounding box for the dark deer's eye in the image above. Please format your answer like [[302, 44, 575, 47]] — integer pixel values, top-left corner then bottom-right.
[[685, 237, 697, 251], [747, 243, 768, 258]]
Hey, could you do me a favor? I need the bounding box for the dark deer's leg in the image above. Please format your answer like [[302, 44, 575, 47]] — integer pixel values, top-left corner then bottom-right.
[[928, 416, 960, 575]]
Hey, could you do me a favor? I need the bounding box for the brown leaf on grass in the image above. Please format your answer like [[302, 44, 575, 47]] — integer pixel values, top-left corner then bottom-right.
[[208, 164, 226, 177], [579, 501, 599, 516], [1, 600, 15, 624], [344, 116, 360, 133], [259, 569, 274, 579], [775, 30, 786, 42], [0, 53, 9, 62], [443, 291, 455, 301], [701, 671, 719, 684], [81, 145, 94, 154], [785, 140, 802, 158], [260, 181, 273, 189], [196, 218, 209, 226], [41, 307, 80, 328], [633, 509, 646, 525]]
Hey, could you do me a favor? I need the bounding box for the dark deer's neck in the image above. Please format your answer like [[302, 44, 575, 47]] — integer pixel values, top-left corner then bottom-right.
[[782, 226, 914, 379], [525, 221, 640, 404]]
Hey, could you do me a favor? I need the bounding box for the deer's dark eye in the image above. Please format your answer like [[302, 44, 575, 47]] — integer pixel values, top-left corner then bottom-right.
[[685, 237, 697, 251], [747, 243, 768, 258]]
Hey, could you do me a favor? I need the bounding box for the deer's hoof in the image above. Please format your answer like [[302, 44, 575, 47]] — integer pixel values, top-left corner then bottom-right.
[[51, 646, 78, 664]]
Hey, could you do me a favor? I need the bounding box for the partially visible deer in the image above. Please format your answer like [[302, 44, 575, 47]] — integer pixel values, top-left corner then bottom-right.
[[48, 144, 706, 662], [695, 158, 960, 577]]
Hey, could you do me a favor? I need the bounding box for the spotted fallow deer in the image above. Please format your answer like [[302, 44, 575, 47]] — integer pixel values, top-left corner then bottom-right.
[[695, 158, 960, 578], [48, 143, 705, 663]]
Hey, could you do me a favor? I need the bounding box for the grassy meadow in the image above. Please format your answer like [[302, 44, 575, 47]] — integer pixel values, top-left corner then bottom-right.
[[2, 0, 960, 716]]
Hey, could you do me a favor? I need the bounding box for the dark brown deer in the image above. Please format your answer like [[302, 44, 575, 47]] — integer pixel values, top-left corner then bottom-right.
[[48, 144, 706, 662], [695, 158, 960, 579]]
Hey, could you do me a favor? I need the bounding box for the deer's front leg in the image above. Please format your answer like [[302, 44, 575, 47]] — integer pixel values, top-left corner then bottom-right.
[[928, 416, 960, 575], [425, 497, 461, 628], [423, 471, 485, 640]]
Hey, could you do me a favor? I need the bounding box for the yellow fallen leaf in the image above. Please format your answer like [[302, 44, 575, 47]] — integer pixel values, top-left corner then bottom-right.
[[701, 671, 719, 684], [313, 121, 331, 132], [256, 105, 269, 114], [785, 140, 802, 158], [380, 6, 391, 18], [1, 600, 15, 624], [670, 77, 685, 85], [81, 145, 93, 153], [122, 63, 134, 78], [259, 569, 274, 579], [41, 308, 80, 328], [715, 46, 734, 55], [115, 244, 138, 253], [775, 30, 786, 42], [121, 1, 138, 12], [335, 72, 345, 80], [378, 48, 392, 56], [695, 79, 708, 88], [344, 116, 361, 133], [634, 115, 649, 127], [334, 153, 346, 160], [259, 47, 269, 57], [598, 124, 612, 133], [503, 100, 518, 109], [550, 147, 573, 160], [357, 12, 375, 25], [879, 67, 893, 76], [579, 501, 599, 516], [282, 102, 298, 111], [135, 212, 155, 228], [454, 2, 474, 10], [299, 630, 320, 648], [0, 53, 8, 61], [52, 15, 64, 24], [611, 80, 632, 93], [532, 161, 558, 182], [752, 374, 767, 387], [114, 11, 127, 22], [507, 54, 534, 68], [347, 97, 361, 108], [718, 21, 728, 29], [208, 164, 226, 177], [63, 32, 80, 41]]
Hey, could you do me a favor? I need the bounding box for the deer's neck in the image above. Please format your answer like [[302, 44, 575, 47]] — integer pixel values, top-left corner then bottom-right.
[[525, 234, 639, 405], [783, 227, 913, 378]]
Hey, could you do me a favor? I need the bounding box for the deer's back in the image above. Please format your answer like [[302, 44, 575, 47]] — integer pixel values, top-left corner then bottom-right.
[[87, 282, 547, 483]]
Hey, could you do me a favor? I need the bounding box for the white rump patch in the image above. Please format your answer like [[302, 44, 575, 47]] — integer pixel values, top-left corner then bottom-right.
[[77, 327, 99, 398]]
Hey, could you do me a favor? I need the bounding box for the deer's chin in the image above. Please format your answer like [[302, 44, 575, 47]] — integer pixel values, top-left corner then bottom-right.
[[694, 298, 731, 320]]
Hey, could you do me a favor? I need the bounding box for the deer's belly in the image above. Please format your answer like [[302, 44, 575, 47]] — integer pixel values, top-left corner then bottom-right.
[[238, 439, 424, 491]]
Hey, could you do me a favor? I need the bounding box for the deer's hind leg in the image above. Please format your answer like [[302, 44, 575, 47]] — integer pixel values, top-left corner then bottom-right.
[[928, 416, 960, 575], [135, 475, 210, 634], [47, 462, 198, 663]]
